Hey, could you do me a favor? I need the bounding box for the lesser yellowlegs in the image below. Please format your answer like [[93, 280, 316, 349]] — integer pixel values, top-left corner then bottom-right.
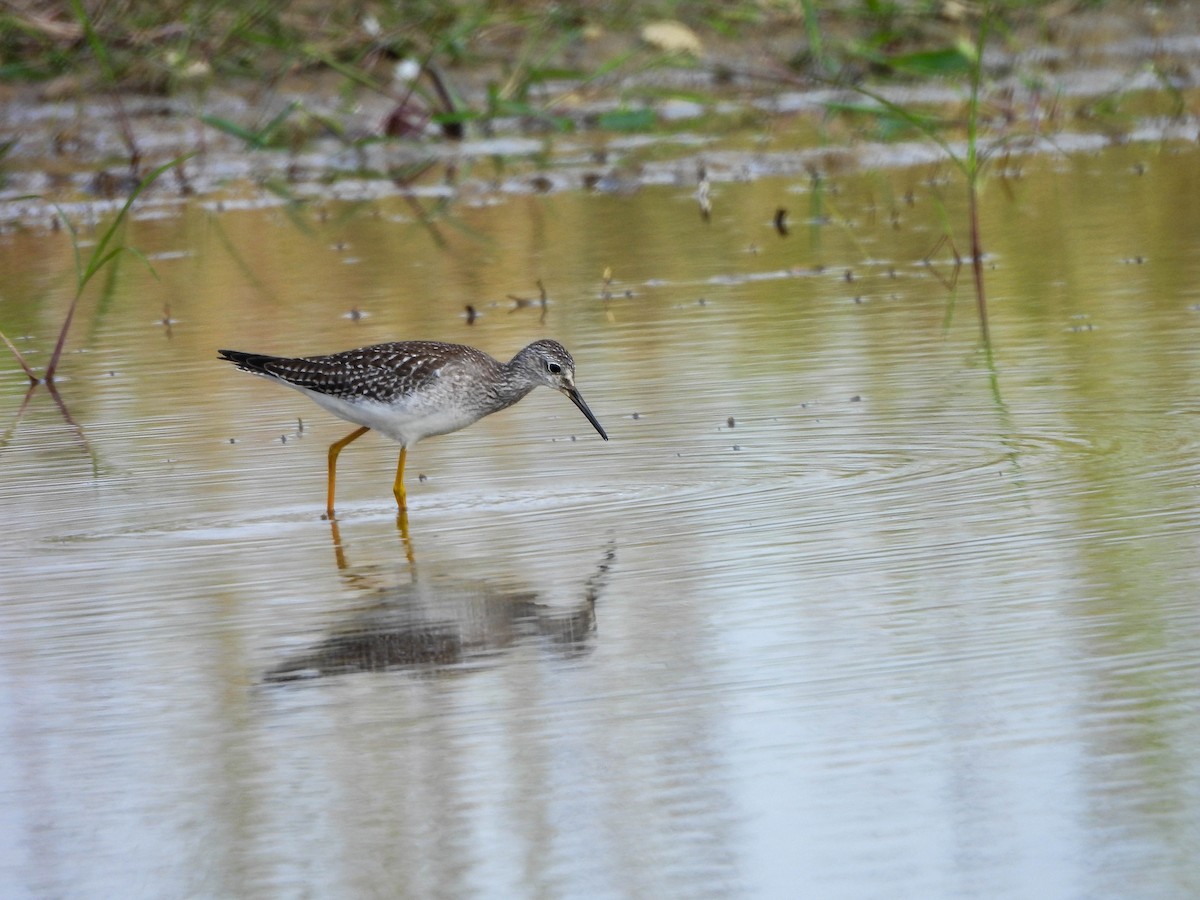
[[219, 339, 608, 517]]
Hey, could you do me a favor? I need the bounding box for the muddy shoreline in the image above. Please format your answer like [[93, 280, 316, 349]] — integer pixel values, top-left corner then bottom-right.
[[2, 4, 1199, 228]]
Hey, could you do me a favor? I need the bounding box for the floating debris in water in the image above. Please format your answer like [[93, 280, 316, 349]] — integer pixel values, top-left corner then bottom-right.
[[343, 308, 367, 320], [508, 279, 548, 323], [697, 164, 711, 222], [382, 94, 431, 139], [773, 207, 788, 236], [641, 20, 704, 56], [158, 302, 175, 337], [464, 304, 478, 324], [727, 416, 736, 428]]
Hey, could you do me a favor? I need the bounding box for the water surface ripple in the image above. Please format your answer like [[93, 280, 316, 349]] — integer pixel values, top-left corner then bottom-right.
[[2, 140, 1199, 899]]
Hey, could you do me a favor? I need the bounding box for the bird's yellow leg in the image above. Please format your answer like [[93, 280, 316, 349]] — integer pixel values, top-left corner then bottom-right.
[[392, 446, 408, 511], [395, 509, 414, 567], [326, 426, 369, 518]]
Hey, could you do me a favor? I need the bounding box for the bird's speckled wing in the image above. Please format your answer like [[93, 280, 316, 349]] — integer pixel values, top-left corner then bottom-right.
[[219, 342, 486, 404]]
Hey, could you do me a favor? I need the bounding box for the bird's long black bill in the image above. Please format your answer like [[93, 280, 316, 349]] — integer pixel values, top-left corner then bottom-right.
[[565, 386, 609, 441]]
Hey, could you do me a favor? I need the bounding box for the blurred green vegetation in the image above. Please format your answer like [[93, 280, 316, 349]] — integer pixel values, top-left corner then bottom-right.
[[0, 0, 1087, 91]]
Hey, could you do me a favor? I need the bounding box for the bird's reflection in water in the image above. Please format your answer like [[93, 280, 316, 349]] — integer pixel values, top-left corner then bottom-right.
[[265, 516, 614, 682]]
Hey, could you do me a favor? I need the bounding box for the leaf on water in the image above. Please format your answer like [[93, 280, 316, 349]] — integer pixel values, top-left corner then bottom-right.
[[596, 108, 657, 132], [823, 100, 942, 137], [526, 66, 586, 82], [887, 43, 976, 77]]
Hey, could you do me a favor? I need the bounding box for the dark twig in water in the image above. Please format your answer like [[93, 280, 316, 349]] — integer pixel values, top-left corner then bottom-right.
[[1, 381, 94, 463], [0, 331, 38, 383]]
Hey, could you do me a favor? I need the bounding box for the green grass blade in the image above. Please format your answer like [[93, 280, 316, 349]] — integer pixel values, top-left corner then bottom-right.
[[258, 100, 300, 144], [66, 0, 116, 82], [888, 46, 974, 78], [46, 154, 193, 379], [201, 114, 266, 147], [800, 0, 827, 74]]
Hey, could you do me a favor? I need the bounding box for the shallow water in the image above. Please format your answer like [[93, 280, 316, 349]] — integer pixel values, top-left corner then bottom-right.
[[2, 135, 1200, 898]]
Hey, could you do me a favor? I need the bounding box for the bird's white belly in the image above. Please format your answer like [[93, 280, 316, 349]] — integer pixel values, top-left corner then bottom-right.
[[301, 388, 480, 446]]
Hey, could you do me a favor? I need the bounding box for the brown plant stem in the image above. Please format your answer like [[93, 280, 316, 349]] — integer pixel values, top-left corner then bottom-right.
[[968, 183, 990, 347]]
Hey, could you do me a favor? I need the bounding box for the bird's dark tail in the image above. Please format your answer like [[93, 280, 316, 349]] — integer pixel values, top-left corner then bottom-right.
[[218, 349, 278, 375]]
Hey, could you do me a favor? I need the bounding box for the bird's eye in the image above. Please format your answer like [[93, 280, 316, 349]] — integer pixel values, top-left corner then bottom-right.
[[546, 361, 562, 374]]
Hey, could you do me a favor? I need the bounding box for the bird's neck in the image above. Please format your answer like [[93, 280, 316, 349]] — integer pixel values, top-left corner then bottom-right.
[[477, 364, 536, 416]]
